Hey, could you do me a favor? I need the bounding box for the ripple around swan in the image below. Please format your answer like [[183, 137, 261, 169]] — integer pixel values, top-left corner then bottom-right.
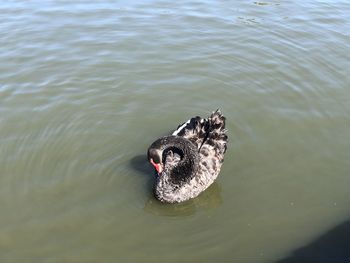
[[1, 0, 350, 262]]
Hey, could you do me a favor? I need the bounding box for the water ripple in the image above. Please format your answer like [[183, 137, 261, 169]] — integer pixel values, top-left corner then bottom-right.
[[1, 1, 350, 262]]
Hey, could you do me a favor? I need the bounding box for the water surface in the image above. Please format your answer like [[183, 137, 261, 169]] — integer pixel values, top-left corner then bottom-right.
[[1, 1, 350, 262]]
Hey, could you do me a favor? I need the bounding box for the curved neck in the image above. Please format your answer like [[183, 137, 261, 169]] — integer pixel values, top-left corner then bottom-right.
[[149, 136, 199, 185]]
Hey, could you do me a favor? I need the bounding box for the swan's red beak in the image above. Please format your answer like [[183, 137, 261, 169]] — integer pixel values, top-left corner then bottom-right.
[[150, 158, 163, 174]]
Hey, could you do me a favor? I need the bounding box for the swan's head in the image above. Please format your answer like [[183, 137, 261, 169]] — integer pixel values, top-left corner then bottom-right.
[[148, 148, 163, 174]]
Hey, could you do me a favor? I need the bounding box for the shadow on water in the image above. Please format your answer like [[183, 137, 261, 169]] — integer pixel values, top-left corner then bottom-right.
[[129, 154, 155, 187], [129, 154, 223, 217], [276, 220, 350, 263], [129, 154, 154, 175]]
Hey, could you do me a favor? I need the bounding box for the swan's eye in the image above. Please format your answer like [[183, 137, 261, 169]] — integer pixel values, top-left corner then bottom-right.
[[148, 148, 161, 163], [153, 155, 161, 164]]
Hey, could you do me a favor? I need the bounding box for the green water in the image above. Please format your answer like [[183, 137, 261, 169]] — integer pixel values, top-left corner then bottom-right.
[[1, 1, 350, 262]]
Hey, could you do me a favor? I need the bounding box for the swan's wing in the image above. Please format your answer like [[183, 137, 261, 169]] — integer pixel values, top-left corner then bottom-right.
[[172, 115, 207, 149], [172, 109, 227, 155], [200, 110, 228, 163], [198, 110, 228, 178], [172, 118, 192, 136]]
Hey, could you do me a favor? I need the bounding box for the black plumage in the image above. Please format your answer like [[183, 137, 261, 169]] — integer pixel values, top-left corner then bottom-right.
[[147, 109, 228, 203]]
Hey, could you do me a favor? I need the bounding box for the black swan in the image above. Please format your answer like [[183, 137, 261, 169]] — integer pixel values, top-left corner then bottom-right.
[[147, 109, 228, 203]]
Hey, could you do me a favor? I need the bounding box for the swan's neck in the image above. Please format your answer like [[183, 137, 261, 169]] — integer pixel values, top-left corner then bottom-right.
[[165, 146, 198, 185], [149, 136, 199, 185]]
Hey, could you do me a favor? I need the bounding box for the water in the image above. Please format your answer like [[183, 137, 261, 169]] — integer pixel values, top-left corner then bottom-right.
[[1, 1, 350, 262]]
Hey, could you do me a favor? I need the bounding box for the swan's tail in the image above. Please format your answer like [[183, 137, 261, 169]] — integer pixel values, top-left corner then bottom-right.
[[208, 109, 226, 134]]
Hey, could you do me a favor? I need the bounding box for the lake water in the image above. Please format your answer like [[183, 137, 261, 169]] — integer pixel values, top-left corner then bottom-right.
[[1, 1, 350, 262]]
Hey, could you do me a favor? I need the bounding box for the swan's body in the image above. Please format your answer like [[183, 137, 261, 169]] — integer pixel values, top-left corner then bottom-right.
[[147, 110, 228, 203]]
